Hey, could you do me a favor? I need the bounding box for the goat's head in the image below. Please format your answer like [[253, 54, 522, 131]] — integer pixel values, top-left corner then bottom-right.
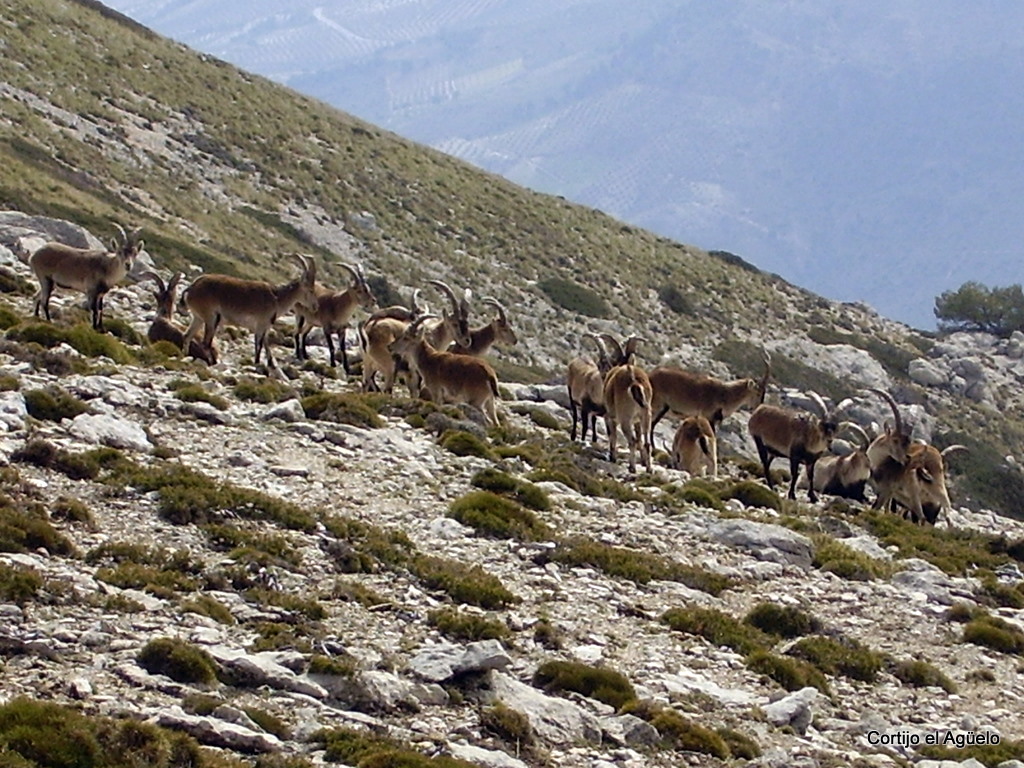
[[339, 263, 378, 312], [482, 297, 517, 346], [866, 388, 911, 465], [110, 222, 143, 267], [428, 279, 472, 347]]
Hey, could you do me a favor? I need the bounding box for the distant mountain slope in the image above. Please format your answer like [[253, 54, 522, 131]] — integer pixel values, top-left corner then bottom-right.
[[101, 0, 1024, 328]]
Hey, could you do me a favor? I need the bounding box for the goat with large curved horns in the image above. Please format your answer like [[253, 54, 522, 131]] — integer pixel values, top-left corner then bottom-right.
[[182, 253, 317, 371], [30, 222, 143, 331]]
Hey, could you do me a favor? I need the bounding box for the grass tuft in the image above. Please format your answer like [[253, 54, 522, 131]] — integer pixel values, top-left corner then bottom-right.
[[532, 660, 636, 709]]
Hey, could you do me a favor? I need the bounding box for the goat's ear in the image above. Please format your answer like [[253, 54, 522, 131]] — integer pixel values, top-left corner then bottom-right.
[[134, 239, 144, 255], [109, 237, 118, 251]]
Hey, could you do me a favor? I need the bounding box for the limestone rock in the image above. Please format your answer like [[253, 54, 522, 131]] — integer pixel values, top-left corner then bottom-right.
[[487, 672, 602, 746], [69, 412, 153, 451], [709, 519, 814, 569]]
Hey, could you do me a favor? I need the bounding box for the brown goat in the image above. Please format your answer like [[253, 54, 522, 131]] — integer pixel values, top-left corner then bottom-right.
[[182, 253, 317, 371], [450, 297, 518, 356], [867, 389, 965, 524], [649, 349, 770, 443], [670, 415, 718, 477], [603, 361, 653, 473], [567, 333, 611, 443], [389, 315, 500, 425], [748, 392, 838, 502], [30, 222, 143, 331], [139, 271, 216, 364], [294, 263, 377, 372]]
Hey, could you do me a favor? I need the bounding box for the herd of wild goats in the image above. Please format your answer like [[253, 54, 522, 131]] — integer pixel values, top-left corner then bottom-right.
[[25, 223, 966, 526]]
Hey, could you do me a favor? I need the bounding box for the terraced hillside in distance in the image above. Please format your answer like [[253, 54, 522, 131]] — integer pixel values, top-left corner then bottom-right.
[[0, 2, 1024, 767]]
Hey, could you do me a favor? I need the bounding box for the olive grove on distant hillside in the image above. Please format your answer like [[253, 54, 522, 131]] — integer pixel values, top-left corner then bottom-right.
[[934, 281, 1024, 337]]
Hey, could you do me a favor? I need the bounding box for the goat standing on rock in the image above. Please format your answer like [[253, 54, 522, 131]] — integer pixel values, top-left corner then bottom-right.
[[30, 222, 143, 331]]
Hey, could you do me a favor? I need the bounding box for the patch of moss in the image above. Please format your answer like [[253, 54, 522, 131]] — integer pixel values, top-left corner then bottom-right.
[[917, 738, 1024, 767], [429, 608, 511, 644], [50, 495, 94, 525], [0, 697, 238, 768], [301, 391, 383, 428], [787, 635, 885, 683], [719, 480, 783, 511], [537, 276, 609, 318], [470, 467, 551, 511], [0, 495, 75, 555], [448, 490, 551, 541], [108, 460, 316, 531], [542, 537, 733, 594], [314, 727, 478, 767], [411, 555, 518, 609], [480, 703, 534, 749], [891, 659, 957, 693], [23, 386, 88, 421], [962, 614, 1024, 655], [137, 637, 218, 685], [233, 377, 295, 403], [8, 322, 134, 363], [308, 654, 357, 678], [172, 381, 229, 410], [745, 649, 831, 695], [439, 429, 496, 460], [0, 563, 43, 605], [181, 594, 236, 625], [661, 606, 770, 655], [533, 660, 636, 709], [322, 515, 415, 573], [812, 536, 891, 581], [622, 700, 729, 757], [743, 602, 821, 639]]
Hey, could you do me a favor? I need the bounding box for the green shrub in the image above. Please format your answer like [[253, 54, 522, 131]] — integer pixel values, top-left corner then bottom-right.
[[480, 703, 534, 748], [428, 608, 511, 644], [962, 615, 1024, 655], [448, 490, 551, 541], [308, 654, 357, 678], [891, 659, 957, 693], [720, 480, 782, 511], [0, 374, 19, 390], [0, 563, 43, 605], [322, 515, 415, 572], [23, 386, 88, 421], [787, 635, 885, 683], [330, 579, 386, 607], [8, 322, 133, 363], [622, 701, 729, 757], [533, 618, 564, 650], [233, 377, 295, 403], [540, 537, 733, 594], [0, 498, 75, 555], [301, 392, 383, 428], [314, 727, 477, 767], [50, 496, 94, 525], [743, 603, 820, 639], [658, 284, 695, 315], [661, 606, 769, 655], [181, 594, 236, 625], [917, 738, 1024, 766], [172, 382, 229, 410], [533, 660, 636, 709], [439, 429, 495, 460], [718, 727, 762, 759], [745, 650, 830, 694], [109, 461, 316, 531], [673, 484, 726, 512], [137, 637, 218, 685], [812, 536, 890, 581], [411, 555, 518, 609], [470, 468, 551, 511], [537, 277, 609, 318], [246, 589, 326, 621], [509, 404, 561, 430]]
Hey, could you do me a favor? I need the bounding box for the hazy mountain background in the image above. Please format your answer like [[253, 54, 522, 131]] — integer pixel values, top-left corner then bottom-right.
[[100, 1, 1022, 329]]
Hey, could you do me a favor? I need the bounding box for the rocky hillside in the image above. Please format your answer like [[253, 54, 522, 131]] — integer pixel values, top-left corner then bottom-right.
[[0, 215, 1023, 767], [1, 1, 1024, 766]]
